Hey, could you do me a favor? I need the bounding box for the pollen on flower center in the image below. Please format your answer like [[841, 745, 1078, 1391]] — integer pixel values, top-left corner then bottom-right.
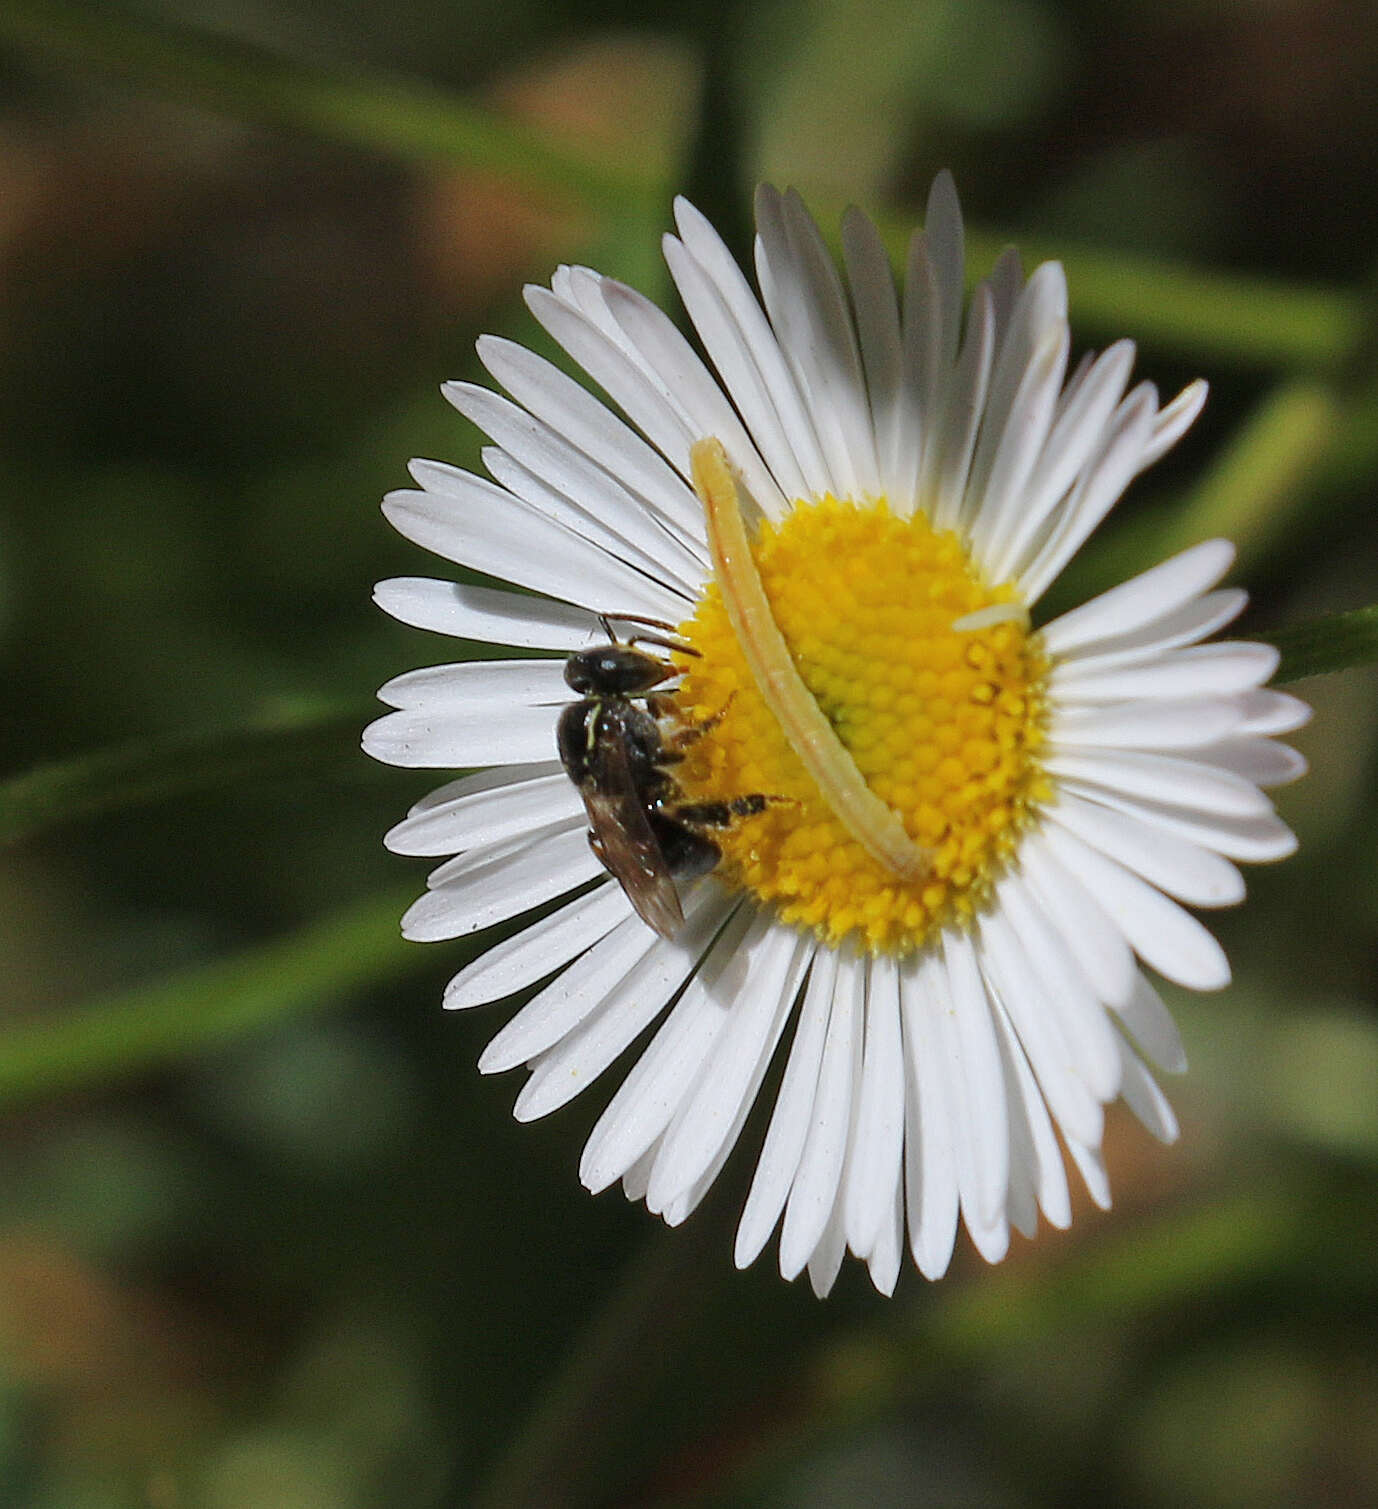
[[669, 496, 1052, 954]]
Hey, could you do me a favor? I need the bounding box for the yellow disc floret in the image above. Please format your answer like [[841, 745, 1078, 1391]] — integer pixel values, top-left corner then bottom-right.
[[669, 495, 1051, 955]]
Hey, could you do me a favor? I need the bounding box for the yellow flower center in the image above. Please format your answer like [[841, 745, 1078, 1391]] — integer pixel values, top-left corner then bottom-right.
[[669, 495, 1051, 955]]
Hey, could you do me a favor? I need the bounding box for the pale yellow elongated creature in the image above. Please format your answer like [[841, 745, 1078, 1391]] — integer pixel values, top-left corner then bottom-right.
[[690, 436, 934, 883]]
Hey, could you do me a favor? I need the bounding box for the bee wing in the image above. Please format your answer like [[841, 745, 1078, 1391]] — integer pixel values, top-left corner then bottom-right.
[[578, 734, 685, 939]]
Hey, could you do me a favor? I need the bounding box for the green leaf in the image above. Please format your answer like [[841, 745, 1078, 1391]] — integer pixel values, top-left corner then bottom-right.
[[0, 888, 422, 1110], [1262, 605, 1378, 683], [0, 700, 375, 845]]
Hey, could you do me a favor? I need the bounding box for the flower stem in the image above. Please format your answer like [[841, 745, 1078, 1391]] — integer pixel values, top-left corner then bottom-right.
[[471, 1215, 724, 1509]]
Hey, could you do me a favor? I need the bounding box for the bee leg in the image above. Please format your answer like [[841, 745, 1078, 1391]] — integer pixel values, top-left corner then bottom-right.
[[645, 691, 681, 721], [601, 612, 702, 658], [670, 794, 794, 829], [604, 612, 680, 633], [658, 690, 737, 748], [627, 630, 700, 658]]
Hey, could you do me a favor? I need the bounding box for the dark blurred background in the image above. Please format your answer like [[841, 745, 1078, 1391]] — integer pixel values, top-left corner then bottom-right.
[[0, 1, 1376, 1505]]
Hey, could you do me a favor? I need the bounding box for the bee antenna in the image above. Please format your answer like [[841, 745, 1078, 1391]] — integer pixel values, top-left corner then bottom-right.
[[597, 613, 619, 643]]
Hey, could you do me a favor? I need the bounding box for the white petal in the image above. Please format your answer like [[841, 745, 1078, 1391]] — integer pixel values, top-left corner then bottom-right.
[[386, 771, 581, 857], [577, 905, 765, 1190], [780, 946, 865, 1280], [1044, 748, 1273, 820], [963, 1202, 1012, 1268], [1051, 642, 1279, 704], [1040, 539, 1235, 658], [524, 280, 702, 497], [1193, 736, 1308, 787], [1066, 1138, 1112, 1209], [620, 1143, 656, 1203], [990, 995, 1071, 1232], [996, 340, 1136, 581], [1137, 378, 1209, 472], [447, 882, 632, 1011], [938, 932, 1011, 1224], [376, 658, 568, 712], [362, 702, 557, 769], [1049, 697, 1247, 753], [1048, 588, 1248, 673], [663, 231, 815, 507], [386, 471, 683, 621], [646, 924, 809, 1214], [519, 890, 737, 1123], [477, 909, 665, 1067], [805, 1192, 848, 1299], [901, 960, 959, 1280], [996, 870, 1122, 1101], [373, 578, 600, 649], [986, 247, 1026, 348], [841, 205, 909, 502], [444, 378, 698, 579], [1236, 689, 1312, 736], [670, 196, 831, 500], [656, 935, 814, 1229], [1117, 1033, 1181, 1140], [924, 170, 965, 374], [967, 262, 1068, 526], [477, 440, 705, 595], [1055, 779, 1297, 863], [928, 284, 995, 527], [475, 333, 707, 549], [1016, 830, 1137, 1007], [1039, 825, 1231, 991], [902, 237, 944, 498], [735, 948, 839, 1269], [1048, 794, 1246, 907], [401, 825, 598, 941], [755, 186, 880, 500], [601, 277, 793, 519], [970, 328, 1069, 572], [1113, 972, 1188, 1074], [866, 1178, 905, 1297], [979, 907, 1105, 1147], [844, 954, 905, 1259], [401, 762, 556, 814]]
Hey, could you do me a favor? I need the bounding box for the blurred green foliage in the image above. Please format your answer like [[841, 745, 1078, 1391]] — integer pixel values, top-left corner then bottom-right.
[[0, 1, 1376, 1505]]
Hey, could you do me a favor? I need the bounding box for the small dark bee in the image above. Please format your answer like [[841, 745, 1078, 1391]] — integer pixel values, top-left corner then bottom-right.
[[557, 616, 774, 938]]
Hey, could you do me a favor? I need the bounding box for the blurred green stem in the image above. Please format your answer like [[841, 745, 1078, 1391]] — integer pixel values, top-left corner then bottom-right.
[[473, 1214, 725, 1509], [0, 0, 659, 215], [0, 887, 420, 1109], [1163, 381, 1342, 573], [0, 699, 374, 844], [2, 1, 1365, 371], [871, 217, 1365, 373], [709, 1187, 1357, 1506], [1055, 378, 1354, 609]]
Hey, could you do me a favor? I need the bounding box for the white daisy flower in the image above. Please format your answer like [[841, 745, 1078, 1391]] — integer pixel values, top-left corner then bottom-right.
[[364, 175, 1309, 1297]]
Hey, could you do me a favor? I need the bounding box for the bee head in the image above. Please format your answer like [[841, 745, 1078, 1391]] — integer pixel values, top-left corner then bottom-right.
[[564, 644, 674, 696]]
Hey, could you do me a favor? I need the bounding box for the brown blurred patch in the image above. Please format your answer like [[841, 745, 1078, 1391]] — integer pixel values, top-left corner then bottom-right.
[[413, 33, 699, 308], [0, 109, 249, 334], [0, 1230, 226, 1484]]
